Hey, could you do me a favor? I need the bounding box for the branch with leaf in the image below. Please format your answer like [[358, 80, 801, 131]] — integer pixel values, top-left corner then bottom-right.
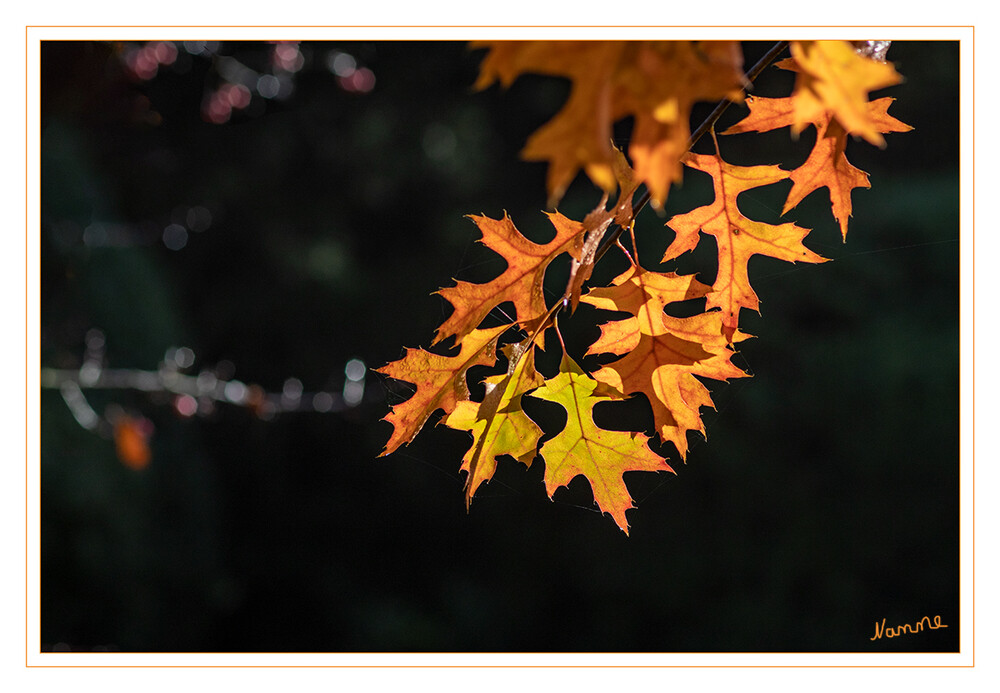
[[376, 39, 911, 534]]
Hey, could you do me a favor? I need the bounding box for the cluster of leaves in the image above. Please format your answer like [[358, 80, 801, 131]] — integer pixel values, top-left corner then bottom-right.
[[376, 40, 910, 534]]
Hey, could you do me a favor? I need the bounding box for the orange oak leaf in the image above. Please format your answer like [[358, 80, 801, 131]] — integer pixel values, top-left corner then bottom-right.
[[580, 264, 715, 345], [473, 41, 745, 208], [581, 264, 749, 457], [722, 95, 911, 239], [473, 41, 628, 203], [516, 43, 627, 205], [662, 147, 827, 338], [528, 353, 674, 534], [619, 41, 747, 208], [434, 212, 585, 347], [784, 40, 903, 147], [376, 324, 508, 456], [444, 338, 544, 508]]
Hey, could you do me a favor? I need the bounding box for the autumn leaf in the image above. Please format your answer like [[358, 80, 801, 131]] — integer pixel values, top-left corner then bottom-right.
[[517, 43, 627, 204], [564, 148, 642, 312], [619, 41, 747, 207], [444, 338, 545, 508], [528, 353, 674, 534], [663, 145, 827, 338], [722, 95, 911, 238], [581, 264, 749, 457], [375, 40, 910, 533], [580, 264, 715, 339], [434, 212, 585, 348], [784, 40, 904, 147], [473, 40, 746, 207], [376, 325, 508, 456], [113, 412, 153, 470]]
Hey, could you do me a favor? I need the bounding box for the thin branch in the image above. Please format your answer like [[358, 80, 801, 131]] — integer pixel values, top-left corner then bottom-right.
[[595, 40, 790, 265], [686, 40, 791, 154], [540, 40, 791, 338], [42, 338, 373, 430]]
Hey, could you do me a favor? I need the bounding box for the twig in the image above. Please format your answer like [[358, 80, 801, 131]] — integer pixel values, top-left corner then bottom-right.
[[42, 339, 373, 430], [594, 40, 790, 266], [540, 40, 791, 338]]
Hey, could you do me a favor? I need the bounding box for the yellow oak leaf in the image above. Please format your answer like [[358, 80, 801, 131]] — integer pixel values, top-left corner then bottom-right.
[[444, 338, 544, 508], [786, 40, 904, 147], [528, 354, 674, 534]]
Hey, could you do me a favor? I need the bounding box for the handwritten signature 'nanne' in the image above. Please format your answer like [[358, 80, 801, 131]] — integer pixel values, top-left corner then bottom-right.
[[870, 615, 948, 640]]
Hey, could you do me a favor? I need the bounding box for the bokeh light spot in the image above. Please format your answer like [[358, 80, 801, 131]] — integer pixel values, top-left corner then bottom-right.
[[338, 67, 375, 94], [152, 41, 177, 65], [256, 74, 280, 99], [173, 347, 195, 369], [204, 92, 232, 124], [281, 378, 303, 408], [85, 328, 106, 352], [186, 206, 213, 232], [163, 223, 188, 250], [343, 381, 364, 407], [175, 394, 198, 417], [224, 83, 252, 109], [326, 51, 356, 77], [224, 380, 248, 404], [273, 42, 305, 73], [196, 371, 218, 395], [344, 358, 366, 381], [312, 392, 334, 413]]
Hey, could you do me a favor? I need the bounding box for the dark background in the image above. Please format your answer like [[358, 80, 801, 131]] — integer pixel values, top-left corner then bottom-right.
[[39, 40, 960, 652]]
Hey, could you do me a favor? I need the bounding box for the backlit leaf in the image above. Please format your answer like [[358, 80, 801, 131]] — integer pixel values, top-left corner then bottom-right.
[[528, 354, 674, 534], [473, 40, 745, 207], [434, 212, 585, 348], [444, 338, 545, 507], [723, 95, 911, 238], [784, 40, 904, 147], [376, 325, 508, 456], [663, 145, 827, 338], [582, 264, 749, 457]]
